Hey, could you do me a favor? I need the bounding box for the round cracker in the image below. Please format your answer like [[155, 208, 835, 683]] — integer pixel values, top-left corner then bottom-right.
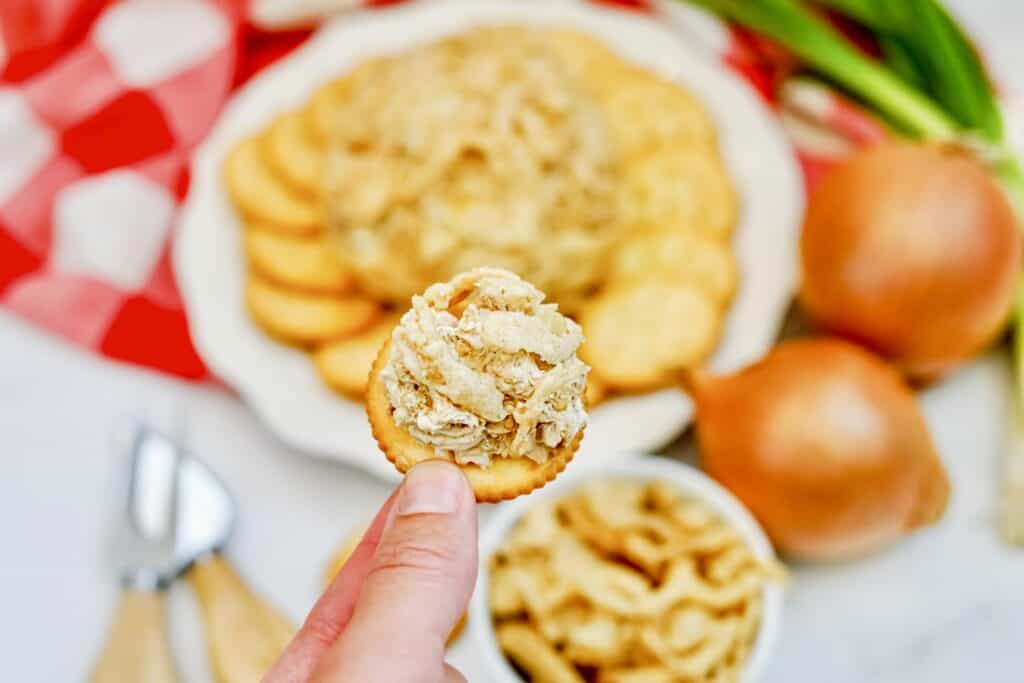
[[307, 77, 351, 144], [307, 60, 382, 144], [246, 275, 379, 345], [264, 110, 325, 197], [244, 227, 353, 294], [313, 313, 403, 398], [554, 286, 599, 319], [610, 230, 738, 304], [367, 340, 583, 502], [619, 146, 737, 242], [579, 278, 721, 391], [224, 134, 322, 234], [597, 67, 717, 158]]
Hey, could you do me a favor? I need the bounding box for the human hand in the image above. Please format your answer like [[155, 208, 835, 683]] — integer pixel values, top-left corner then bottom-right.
[[264, 461, 478, 683]]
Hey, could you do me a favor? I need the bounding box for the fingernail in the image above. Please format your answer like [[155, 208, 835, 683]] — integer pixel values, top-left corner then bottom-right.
[[396, 461, 463, 516]]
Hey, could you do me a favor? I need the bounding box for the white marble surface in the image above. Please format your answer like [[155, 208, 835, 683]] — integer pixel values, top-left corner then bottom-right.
[[4, 1, 1024, 680]]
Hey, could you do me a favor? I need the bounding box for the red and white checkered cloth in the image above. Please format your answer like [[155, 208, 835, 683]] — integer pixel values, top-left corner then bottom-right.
[[0, 0, 877, 381]]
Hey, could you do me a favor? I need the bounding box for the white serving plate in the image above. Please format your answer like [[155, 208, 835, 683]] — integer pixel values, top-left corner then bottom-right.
[[174, 0, 804, 480], [470, 454, 784, 683]]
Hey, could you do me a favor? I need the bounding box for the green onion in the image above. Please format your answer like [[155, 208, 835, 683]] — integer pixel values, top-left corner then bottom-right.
[[807, 0, 876, 24], [684, 0, 1023, 204], [685, 0, 957, 137], [816, 0, 1003, 141], [802, 1, 932, 90], [876, 34, 930, 92]]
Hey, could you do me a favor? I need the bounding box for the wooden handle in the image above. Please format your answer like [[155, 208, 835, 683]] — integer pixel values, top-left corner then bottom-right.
[[89, 590, 177, 683], [188, 555, 295, 683], [1001, 385, 1024, 546]]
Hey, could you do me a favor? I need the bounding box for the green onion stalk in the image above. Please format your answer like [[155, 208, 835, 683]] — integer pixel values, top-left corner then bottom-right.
[[680, 0, 1024, 541], [682, 0, 1024, 208]]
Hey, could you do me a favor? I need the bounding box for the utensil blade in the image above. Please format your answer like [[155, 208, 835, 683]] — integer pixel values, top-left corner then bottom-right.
[[114, 425, 181, 589], [174, 452, 237, 574]]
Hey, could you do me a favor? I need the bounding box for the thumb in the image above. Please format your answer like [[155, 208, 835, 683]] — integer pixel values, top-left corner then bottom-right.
[[311, 461, 477, 683]]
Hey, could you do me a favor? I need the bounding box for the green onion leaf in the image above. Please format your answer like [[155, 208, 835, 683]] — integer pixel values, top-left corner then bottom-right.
[[686, 0, 957, 138], [903, 0, 1002, 141], [810, 0, 878, 25], [814, 0, 1003, 141], [876, 35, 929, 91]]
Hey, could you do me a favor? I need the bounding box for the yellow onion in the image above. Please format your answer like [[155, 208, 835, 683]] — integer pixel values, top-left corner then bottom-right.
[[800, 142, 1021, 379], [688, 338, 950, 562]]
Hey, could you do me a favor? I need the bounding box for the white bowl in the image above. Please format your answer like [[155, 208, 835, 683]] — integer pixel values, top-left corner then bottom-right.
[[470, 454, 784, 683], [173, 0, 803, 479]]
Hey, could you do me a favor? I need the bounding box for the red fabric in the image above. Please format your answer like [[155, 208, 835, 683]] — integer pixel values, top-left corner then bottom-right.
[[0, 0, 874, 380], [61, 90, 178, 171], [101, 295, 207, 379], [0, 0, 113, 81], [723, 34, 779, 105], [590, 0, 653, 12], [235, 25, 314, 85], [0, 1, 280, 379], [0, 226, 43, 293]]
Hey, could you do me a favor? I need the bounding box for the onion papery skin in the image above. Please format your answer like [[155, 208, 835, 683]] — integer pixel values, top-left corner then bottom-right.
[[691, 338, 950, 562], [800, 142, 1021, 379]]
